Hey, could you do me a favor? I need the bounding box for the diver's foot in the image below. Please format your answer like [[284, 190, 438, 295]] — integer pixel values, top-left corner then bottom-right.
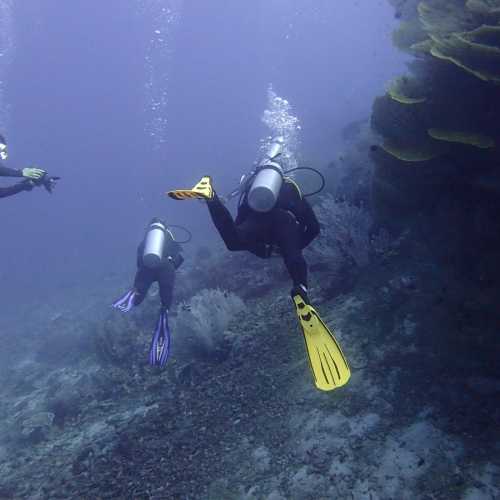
[[167, 176, 214, 201], [291, 284, 310, 305]]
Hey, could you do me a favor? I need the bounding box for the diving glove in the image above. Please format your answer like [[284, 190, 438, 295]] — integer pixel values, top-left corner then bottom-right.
[[22, 167, 46, 180]]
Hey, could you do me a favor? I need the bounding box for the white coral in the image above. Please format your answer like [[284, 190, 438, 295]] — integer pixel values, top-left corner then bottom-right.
[[309, 194, 373, 269], [178, 288, 246, 350]]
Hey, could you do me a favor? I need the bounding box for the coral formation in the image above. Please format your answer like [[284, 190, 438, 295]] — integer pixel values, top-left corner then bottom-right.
[[466, 0, 500, 17], [371, 0, 500, 246], [387, 76, 428, 104], [309, 194, 373, 268], [428, 127, 495, 148]]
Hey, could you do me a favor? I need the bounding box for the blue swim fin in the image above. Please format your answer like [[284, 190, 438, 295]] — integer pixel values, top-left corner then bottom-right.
[[149, 310, 171, 367], [112, 289, 137, 312]]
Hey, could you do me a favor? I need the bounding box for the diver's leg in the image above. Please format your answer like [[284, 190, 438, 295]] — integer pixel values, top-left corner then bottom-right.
[[133, 267, 155, 306], [273, 209, 308, 292], [158, 262, 175, 311], [112, 267, 153, 312], [206, 195, 247, 251]]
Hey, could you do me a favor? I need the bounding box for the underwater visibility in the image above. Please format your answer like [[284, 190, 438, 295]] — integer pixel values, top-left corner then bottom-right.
[[0, 0, 499, 498]]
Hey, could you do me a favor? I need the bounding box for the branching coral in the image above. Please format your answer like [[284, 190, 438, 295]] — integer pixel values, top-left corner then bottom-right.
[[174, 288, 246, 357], [309, 195, 373, 268]]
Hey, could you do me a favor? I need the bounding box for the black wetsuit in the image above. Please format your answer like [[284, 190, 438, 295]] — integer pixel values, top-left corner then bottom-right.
[[0, 164, 31, 199], [207, 179, 320, 287], [133, 236, 184, 310]]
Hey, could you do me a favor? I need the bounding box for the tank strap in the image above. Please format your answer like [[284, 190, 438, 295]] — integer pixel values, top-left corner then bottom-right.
[[284, 177, 303, 199]]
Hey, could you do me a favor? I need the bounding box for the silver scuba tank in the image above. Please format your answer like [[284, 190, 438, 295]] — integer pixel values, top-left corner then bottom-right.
[[247, 161, 284, 212], [143, 221, 169, 268], [247, 137, 285, 213]]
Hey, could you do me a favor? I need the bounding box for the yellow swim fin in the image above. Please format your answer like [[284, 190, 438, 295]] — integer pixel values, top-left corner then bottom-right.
[[292, 294, 351, 391], [167, 176, 214, 201]]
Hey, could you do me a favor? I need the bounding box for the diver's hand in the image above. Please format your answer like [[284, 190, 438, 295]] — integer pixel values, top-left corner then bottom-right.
[[22, 167, 46, 180], [44, 176, 60, 193]]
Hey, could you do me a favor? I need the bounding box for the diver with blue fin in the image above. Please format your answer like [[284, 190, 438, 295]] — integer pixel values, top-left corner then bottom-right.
[[0, 134, 60, 198], [112, 217, 190, 367], [167, 138, 350, 391]]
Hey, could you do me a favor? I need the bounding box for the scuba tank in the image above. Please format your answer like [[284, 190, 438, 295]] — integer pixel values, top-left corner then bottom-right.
[[247, 137, 285, 213], [143, 219, 174, 268]]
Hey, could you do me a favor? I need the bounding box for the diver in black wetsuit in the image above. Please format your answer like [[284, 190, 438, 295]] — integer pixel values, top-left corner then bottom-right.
[[207, 178, 319, 301], [0, 135, 58, 198], [168, 138, 320, 302], [112, 217, 185, 367], [167, 141, 352, 392], [132, 222, 184, 311]]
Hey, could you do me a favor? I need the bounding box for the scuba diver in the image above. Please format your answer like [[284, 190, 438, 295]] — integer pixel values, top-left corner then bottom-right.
[[0, 134, 60, 198], [167, 138, 351, 391], [112, 217, 188, 367]]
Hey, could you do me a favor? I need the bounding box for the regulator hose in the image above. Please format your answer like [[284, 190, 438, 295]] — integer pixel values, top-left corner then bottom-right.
[[284, 166, 325, 197], [167, 225, 192, 244]]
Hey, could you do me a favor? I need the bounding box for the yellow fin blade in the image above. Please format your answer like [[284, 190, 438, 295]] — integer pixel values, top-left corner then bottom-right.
[[167, 176, 213, 200], [293, 295, 351, 391]]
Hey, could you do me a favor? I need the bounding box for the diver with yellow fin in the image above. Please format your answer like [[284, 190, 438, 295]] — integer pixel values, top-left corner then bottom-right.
[[167, 138, 350, 391]]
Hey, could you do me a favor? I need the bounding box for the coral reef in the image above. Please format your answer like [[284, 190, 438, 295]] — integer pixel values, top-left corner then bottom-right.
[[371, 0, 500, 290], [374, 0, 500, 159], [0, 232, 498, 499], [308, 194, 373, 269]]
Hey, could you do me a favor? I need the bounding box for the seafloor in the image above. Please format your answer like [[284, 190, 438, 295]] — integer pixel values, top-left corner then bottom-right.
[[0, 228, 498, 500]]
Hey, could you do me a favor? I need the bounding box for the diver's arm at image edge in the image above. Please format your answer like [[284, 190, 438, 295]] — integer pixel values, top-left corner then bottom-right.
[[0, 164, 23, 178]]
